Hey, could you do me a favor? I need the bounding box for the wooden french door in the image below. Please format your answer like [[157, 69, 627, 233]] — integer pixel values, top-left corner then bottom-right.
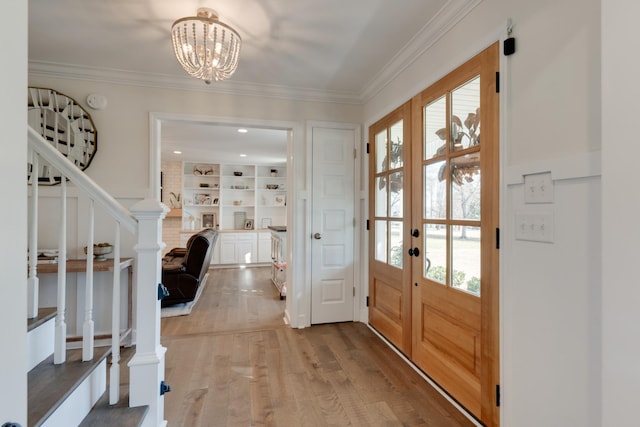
[[369, 43, 500, 426], [368, 102, 412, 354]]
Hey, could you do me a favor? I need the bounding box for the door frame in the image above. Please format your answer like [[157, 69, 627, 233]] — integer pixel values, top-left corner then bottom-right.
[[363, 26, 508, 425], [305, 121, 362, 325], [149, 112, 304, 326]]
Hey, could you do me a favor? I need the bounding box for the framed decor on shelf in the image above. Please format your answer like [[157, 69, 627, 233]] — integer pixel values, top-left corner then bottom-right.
[[194, 193, 212, 205], [244, 219, 254, 230], [201, 213, 216, 229], [261, 218, 272, 229]]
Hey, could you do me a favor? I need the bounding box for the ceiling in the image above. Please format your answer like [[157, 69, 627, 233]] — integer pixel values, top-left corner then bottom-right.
[[28, 0, 465, 163]]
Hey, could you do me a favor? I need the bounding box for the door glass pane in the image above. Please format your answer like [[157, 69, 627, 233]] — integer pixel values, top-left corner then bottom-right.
[[451, 226, 480, 295], [389, 221, 403, 269], [451, 153, 481, 220], [389, 171, 403, 218], [375, 176, 388, 217], [375, 220, 387, 263], [424, 224, 446, 285], [375, 130, 387, 173], [424, 96, 446, 160], [451, 76, 480, 151], [424, 161, 446, 220], [389, 120, 403, 169]]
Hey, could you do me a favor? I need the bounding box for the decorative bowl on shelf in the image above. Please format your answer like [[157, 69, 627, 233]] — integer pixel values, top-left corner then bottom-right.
[[233, 171, 243, 176], [233, 200, 242, 206], [266, 184, 279, 190], [84, 243, 113, 261]]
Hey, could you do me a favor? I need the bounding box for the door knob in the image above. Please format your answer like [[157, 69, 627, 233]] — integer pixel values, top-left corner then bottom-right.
[[313, 233, 321, 240], [408, 247, 420, 257], [411, 228, 420, 238]]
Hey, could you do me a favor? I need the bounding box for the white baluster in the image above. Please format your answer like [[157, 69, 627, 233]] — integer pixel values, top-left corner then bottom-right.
[[27, 152, 39, 319], [83, 199, 95, 361], [110, 222, 121, 404], [54, 176, 67, 364]]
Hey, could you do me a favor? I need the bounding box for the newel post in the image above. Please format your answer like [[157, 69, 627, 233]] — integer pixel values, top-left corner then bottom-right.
[[128, 198, 169, 427]]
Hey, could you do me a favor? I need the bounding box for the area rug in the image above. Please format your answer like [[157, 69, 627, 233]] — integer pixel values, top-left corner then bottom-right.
[[161, 272, 208, 318]]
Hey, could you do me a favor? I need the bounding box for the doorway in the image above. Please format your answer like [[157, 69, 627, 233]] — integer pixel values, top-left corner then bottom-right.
[[309, 126, 357, 324], [150, 114, 299, 325], [368, 43, 500, 426]]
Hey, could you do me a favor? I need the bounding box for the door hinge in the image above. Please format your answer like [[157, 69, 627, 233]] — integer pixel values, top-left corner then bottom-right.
[[366, 219, 370, 230], [496, 227, 500, 249], [496, 72, 500, 93], [354, 148, 357, 159], [366, 296, 369, 307], [496, 384, 501, 407], [353, 287, 356, 297], [366, 143, 370, 154]]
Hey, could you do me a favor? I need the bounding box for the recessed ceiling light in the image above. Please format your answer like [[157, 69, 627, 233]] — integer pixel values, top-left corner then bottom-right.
[[239, 153, 247, 157], [173, 150, 182, 154], [237, 128, 248, 133]]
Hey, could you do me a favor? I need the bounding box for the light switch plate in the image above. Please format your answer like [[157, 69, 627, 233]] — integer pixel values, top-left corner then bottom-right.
[[515, 211, 554, 243], [523, 172, 554, 204]]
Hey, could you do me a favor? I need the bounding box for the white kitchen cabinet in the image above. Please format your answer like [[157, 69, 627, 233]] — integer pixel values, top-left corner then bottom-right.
[[258, 232, 272, 263], [218, 232, 258, 265]]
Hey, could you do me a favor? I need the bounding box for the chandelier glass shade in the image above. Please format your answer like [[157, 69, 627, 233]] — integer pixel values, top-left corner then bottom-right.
[[171, 8, 241, 83]]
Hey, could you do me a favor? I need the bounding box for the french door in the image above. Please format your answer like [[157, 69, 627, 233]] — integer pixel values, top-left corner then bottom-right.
[[369, 43, 500, 426], [368, 102, 412, 354]]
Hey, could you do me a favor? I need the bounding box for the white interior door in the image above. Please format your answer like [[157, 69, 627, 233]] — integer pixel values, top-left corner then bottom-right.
[[310, 126, 355, 324]]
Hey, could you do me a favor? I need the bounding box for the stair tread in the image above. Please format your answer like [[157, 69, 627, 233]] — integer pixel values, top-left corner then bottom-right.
[[27, 307, 56, 332], [79, 389, 148, 427], [28, 346, 110, 427]]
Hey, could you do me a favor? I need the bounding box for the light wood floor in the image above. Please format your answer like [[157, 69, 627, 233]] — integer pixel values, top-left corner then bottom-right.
[[160, 267, 475, 427]]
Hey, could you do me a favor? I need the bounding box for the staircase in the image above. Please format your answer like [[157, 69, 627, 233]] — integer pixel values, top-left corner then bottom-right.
[[12, 127, 170, 427], [26, 308, 147, 426]]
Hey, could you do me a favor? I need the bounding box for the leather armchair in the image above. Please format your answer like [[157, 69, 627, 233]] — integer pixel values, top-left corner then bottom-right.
[[161, 228, 218, 307]]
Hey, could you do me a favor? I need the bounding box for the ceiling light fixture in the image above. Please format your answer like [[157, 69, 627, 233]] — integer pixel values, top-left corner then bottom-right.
[[171, 7, 242, 84], [237, 128, 248, 133], [239, 154, 247, 157], [173, 150, 182, 154]]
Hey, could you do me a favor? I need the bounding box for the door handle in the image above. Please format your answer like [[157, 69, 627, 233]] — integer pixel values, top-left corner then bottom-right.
[[313, 233, 321, 240], [411, 228, 420, 238], [407, 247, 420, 257]]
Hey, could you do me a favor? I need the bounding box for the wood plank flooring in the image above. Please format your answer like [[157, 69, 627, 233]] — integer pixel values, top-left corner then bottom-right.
[[161, 267, 474, 427]]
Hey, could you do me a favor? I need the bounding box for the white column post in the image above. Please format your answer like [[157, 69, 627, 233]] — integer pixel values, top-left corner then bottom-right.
[[128, 198, 168, 427]]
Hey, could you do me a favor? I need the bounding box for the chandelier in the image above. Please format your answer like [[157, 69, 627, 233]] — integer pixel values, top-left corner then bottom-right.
[[171, 8, 241, 84]]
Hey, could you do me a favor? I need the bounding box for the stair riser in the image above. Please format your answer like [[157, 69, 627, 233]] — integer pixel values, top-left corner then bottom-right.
[[39, 359, 106, 427], [27, 318, 54, 371]]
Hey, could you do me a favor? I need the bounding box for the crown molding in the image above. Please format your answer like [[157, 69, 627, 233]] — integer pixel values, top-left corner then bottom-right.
[[28, 60, 363, 105], [360, 0, 483, 102], [29, 0, 482, 106]]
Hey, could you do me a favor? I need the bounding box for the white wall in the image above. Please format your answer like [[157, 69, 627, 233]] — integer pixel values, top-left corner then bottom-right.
[[602, 1, 640, 426], [27, 76, 362, 198], [1, 0, 28, 423], [364, 0, 603, 425], [27, 75, 364, 328]]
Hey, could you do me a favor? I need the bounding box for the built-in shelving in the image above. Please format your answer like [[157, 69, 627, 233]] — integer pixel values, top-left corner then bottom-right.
[[179, 161, 286, 265]]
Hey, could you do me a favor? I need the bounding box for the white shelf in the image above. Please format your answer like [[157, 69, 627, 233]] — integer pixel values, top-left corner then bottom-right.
[[181, 161, 286, 233]]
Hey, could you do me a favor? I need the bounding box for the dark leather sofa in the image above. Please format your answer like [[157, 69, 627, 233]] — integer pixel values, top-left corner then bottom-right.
[[161, 228, 218, 307]]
